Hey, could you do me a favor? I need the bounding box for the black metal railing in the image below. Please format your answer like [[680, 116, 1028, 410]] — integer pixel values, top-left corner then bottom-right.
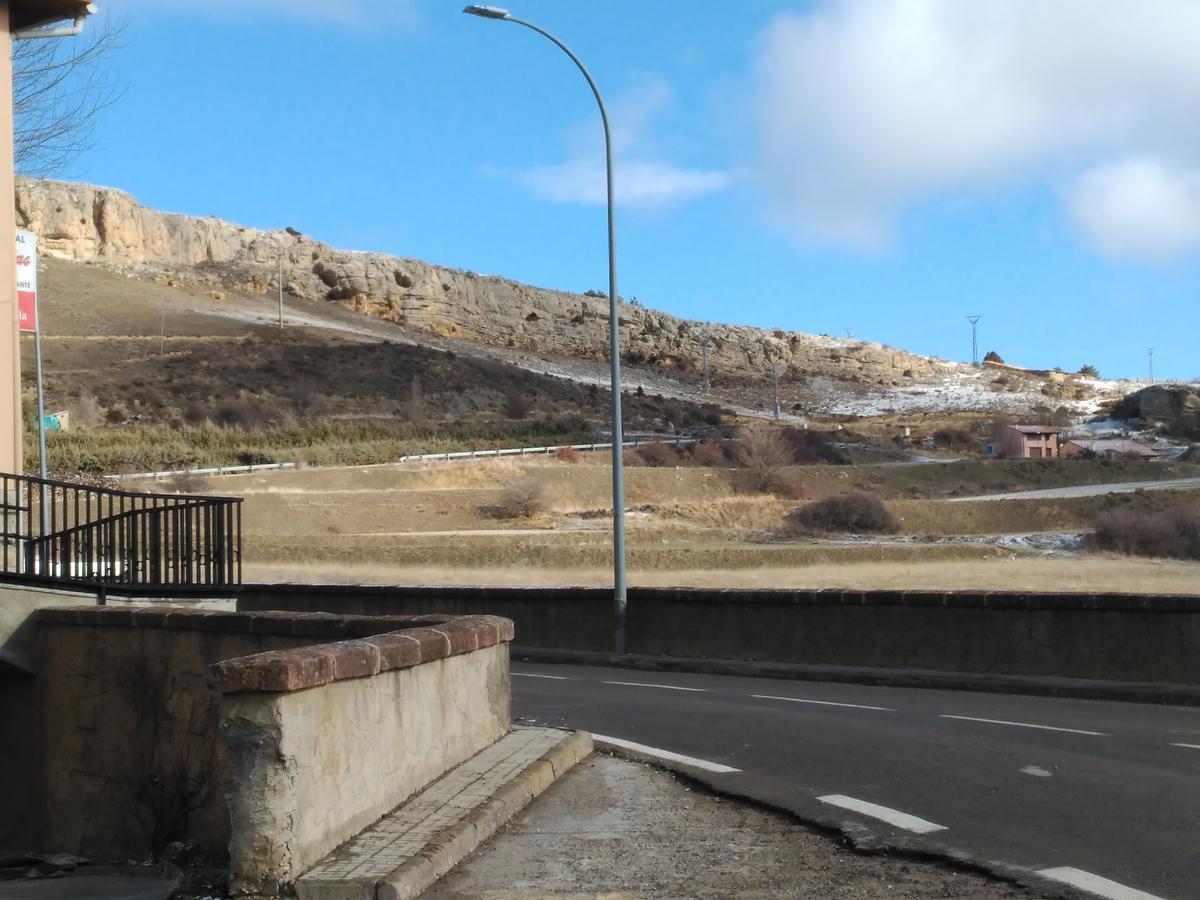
[[0, 472, 242, 588]]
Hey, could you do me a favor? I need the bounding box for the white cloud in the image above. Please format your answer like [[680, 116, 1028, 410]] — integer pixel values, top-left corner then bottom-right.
[[753, 0, 1200, 261], [508, 80, 730, 209], [1067, 159, 1200, 262]]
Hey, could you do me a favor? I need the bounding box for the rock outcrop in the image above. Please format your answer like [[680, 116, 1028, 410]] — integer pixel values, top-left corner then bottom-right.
[[16, 178, 953, 386], [1113, 385, 1200, 435]]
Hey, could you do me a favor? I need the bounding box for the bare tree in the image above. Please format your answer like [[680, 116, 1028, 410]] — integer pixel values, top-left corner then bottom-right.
[[13, 15, 125, 176], [736, 424, 795, 493], [405, 374, 424, 421]]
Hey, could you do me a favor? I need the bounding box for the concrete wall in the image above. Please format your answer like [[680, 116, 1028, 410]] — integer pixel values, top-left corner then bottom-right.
[[0, 581, 96, 672], [237, 584, 1200, 687], [221, 646, 509, 894], [21, 606, 513, 886]]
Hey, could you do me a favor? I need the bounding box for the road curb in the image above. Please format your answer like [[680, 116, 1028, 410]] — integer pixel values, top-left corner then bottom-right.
[[377, 729, 592, 900], [512, 647, 1200, 706]]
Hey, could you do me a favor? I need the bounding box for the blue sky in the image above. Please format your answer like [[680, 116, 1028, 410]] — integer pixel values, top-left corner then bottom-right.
[[64, 1, 1200, 380]]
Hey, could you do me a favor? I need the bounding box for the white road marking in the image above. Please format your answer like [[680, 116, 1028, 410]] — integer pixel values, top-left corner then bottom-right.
[[1036, 867, 1165, 900], [753, 694, 894, 712], [1170, 742, 1200, 750], [602, 680, 707, 693], [512, 672, 568, 680], [592, 734, 741, 773], [939, 714, 1106, 736], [817, 794, 947, 834], [1021, 765, 1052, 777]]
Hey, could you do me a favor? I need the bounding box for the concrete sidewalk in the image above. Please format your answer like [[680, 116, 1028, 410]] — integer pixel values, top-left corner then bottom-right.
[[427, 754, 1043, 899]]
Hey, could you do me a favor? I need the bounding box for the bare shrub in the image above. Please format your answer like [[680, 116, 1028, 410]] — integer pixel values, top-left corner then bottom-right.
[[406, 375, 424, 422], [212, 398, 266, 429], [555, 445, 583, 464], [931, 428, 975, 451], [167, 473, 206, 494], [637, 440, 679, 467], [72, 391, 103, 429], [693, 438, 733, 468], [1085, 506, 1200, 561], [105, 404, 128, 425], [504, 392, 532, 420], [786, 491, 900, 535], [781, 428, 851, 465], [737, 425, 794, 492], [497, 477, 549, 519], [181, 401, 208, 427]]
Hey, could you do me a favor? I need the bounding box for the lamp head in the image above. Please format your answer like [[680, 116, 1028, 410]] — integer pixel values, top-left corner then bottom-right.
[[463, 5, 511, 19]]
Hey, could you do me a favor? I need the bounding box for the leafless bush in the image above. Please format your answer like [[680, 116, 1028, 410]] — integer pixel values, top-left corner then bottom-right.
[[497, 477, 549, 519], [72, 391, 103, 429], [637, 440, 679, 467], [212, 398, 267, 429], [737, 425, 794, 492], [931, 428, 975, 451], [167, 474, 206, 494], [555, 445, 583, 464], [504, 392, 533, 420], [1085, 506, 1200, 561], [786, 491, 900, 535], [692, 438, 733, 468], [406, 374, 424, 422], [781, 427, 851, 465]]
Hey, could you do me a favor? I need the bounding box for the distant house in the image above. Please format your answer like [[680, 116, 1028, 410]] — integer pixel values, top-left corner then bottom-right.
[[988, 425, 1062, 459], [1061, 438, 1160, 460]]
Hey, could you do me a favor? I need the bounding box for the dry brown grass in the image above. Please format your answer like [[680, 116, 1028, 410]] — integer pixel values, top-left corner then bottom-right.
[[245, 555, 1200, 595]]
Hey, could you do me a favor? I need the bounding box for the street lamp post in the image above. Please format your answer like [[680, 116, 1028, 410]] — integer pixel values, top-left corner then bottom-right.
[[464, 5, 628, 654]]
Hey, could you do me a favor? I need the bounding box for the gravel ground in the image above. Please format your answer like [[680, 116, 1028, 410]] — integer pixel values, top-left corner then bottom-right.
[[427, 754, 1043, 900]]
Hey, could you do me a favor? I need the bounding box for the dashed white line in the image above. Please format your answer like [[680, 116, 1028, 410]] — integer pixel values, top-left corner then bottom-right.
[[512, 672, 568, 680], [753, 694, 894, 712], [592, 734, 741, 773], [1170, 742, 1200, 750], [1021, 765, 1052, 777], [939, 714, 1106, 736], [1036, 866, 1165, 900], [817, 794, 947, 834], [602, 680, 707, 693]]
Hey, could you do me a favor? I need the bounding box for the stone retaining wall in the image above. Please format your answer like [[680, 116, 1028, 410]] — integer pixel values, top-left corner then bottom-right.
[[22, 605, 512, 896]]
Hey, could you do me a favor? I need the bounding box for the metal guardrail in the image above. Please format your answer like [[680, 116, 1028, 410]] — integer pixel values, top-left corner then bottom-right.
[[107, 437, 701, 481], [0, 472, 242, 588]]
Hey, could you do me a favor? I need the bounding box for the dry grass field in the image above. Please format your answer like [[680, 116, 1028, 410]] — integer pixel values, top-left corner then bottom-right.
[[143, 454, 1200, 595]]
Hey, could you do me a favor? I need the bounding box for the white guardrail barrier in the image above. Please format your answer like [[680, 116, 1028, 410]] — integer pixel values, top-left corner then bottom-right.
[[106, 437, 700, 482]]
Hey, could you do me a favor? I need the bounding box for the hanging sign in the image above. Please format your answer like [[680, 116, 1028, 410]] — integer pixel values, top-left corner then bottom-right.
[[16, 230, 37, 333]]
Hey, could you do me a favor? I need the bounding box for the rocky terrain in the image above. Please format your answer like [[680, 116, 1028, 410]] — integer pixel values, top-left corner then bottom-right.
[[16, 177, 1126, 421]]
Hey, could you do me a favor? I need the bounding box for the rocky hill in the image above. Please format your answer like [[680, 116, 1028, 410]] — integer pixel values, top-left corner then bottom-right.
[[17, 178, 948, 390]]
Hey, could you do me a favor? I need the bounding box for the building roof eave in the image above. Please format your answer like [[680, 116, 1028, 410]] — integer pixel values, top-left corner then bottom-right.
[[10, 1, 94, 32]]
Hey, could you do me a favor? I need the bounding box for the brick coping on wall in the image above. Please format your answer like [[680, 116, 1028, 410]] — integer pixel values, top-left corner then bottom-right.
[[36, 607, 515, 694]]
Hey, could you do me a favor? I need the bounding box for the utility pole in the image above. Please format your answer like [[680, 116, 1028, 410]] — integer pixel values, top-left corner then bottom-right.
[[278, 255, 285, 328], [1147, 347, 1155, 384], [701, 338, 710, 395], [966, 315, 982, 366], [845, 327, 855, 339], [160, 306, 165, 360], [771, 364, 781, 418]]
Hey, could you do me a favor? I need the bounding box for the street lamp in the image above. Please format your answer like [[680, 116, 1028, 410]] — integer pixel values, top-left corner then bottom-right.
[[464, 5, 629, 654]]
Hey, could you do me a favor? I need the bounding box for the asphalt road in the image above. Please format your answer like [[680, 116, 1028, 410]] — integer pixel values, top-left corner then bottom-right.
[[948, 476, 1200, 502], [513, 662, 1200, 900]]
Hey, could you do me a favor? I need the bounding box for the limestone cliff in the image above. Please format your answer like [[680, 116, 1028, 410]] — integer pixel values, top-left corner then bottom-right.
[[15, 177, 951, 386]]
